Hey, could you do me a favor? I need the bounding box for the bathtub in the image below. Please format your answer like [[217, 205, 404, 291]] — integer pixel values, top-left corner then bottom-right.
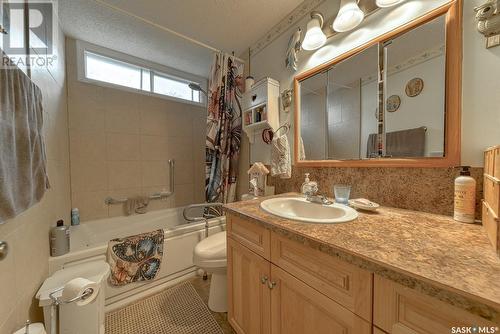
[[48, 207, 226, 311]]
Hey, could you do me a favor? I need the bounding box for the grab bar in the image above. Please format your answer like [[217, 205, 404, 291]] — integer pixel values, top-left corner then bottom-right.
[[105, 159, 175, 205], [183, 202, 224, 222]]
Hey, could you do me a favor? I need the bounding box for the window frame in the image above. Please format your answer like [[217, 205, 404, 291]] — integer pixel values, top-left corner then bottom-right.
[[76, 40, 207, 106]]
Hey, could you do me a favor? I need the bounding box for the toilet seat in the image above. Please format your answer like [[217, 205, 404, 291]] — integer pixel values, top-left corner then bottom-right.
[[193, 231, 227, 268]]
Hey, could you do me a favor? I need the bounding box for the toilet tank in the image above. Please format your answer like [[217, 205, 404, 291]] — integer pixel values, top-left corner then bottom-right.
[[36, 260, 109, 334]]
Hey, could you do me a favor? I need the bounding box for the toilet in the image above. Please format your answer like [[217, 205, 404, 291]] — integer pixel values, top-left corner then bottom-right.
[[193, 231, 227, 312]]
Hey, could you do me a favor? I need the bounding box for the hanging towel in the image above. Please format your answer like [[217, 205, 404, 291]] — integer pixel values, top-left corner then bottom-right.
[[271, 134, 291, 179], [107, 229, 164, 286], [366, 126, 426, 158], [298, 136, 306, 161], [0, 58, 49, 223]]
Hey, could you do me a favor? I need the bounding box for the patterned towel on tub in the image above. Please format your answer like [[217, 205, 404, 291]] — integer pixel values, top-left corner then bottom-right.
[[107, 229, 164, 286]]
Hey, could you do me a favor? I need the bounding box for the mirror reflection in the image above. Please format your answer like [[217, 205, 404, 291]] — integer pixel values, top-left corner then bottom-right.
[[299, 15, 446, 161]]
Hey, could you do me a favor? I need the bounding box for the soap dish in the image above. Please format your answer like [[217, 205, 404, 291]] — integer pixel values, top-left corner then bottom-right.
[[349, 198, 380, 212]]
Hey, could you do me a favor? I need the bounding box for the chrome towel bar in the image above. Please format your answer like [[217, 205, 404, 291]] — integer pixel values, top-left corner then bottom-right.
[[105, 159, 175, 205]]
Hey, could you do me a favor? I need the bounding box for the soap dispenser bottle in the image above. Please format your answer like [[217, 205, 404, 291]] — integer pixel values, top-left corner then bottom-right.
[[301, 173, 318, 196], [454, 166, 476, 223]]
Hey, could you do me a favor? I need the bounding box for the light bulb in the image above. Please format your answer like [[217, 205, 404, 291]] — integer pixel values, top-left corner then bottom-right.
[[302, 14, 327, 50], [332, 0, 365, 33], [376, 0, 404, 7]]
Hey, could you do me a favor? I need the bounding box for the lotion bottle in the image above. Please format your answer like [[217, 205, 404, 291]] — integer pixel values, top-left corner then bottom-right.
[[454, 166, 476, 223]]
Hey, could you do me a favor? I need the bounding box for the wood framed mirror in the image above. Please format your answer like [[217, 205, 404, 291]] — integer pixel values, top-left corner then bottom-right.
[[294, 0, 461, 167]]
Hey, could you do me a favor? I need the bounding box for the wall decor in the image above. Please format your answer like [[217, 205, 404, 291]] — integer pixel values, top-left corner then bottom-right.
[[475, 0, 500, 49], [386, 95, 401, 112], [405, 77, 424, 97], [285, 28, 302, 70], [281, 89, 293, 112]]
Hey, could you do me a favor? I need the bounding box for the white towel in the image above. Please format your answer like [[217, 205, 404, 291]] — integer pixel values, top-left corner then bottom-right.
[[271, 134, 291, 179], [0, 60, 49, 223]]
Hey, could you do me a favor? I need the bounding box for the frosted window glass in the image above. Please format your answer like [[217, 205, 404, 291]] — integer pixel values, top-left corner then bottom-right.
[[153, 74, 195, 102], [85, 52, 141, 90], [142, 69, 151, 91]]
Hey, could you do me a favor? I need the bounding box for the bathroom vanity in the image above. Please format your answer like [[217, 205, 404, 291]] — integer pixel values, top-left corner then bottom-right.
[[224, 194, 500, 334]]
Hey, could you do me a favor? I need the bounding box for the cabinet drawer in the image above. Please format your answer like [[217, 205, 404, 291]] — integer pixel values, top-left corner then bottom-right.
[[227, 214, 270, 260], [484, 174, 500, 217], [243, 81, 267, 110], [483, 201, 500, 255], [270, 232, 373, 321], [374, 275, 495, 334], [271, 265, 371, 334]]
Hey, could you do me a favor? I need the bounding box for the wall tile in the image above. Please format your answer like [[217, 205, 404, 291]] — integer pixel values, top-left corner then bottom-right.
[[106, 133, 141, 161], [140, 135, 169, 161], [175, 159, 195, 185], [140, 100, 168, 135], [68, 82, 105, 131], [107, 161, 142, 190], [104, 89, 141, 134], [168, 136, 194, 161], [70, 160, 108, 192], [167, 107, 193, 137], [69, 130, 106, 161], [72, 191, 109, 222], [141, 161, 169, 187], [172, 183, 195, 207]]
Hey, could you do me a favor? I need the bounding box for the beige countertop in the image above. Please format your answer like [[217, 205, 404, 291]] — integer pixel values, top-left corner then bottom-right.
[[224, 193, 500, 323]]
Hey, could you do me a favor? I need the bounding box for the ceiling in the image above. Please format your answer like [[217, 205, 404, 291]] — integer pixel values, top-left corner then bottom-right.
[[58, 0, 303, 78]]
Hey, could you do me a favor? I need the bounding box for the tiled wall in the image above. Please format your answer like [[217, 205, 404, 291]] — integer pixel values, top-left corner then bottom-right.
[[66, 38, 206, 222], [269, 166, 484, 218], [0, 17, 71, 333]]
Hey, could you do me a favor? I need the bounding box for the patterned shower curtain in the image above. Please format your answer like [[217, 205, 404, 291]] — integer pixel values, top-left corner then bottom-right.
[[205, 53, 244, 212]]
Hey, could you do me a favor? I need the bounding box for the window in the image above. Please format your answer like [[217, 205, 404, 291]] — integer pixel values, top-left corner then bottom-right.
[[82, 49, 202, 104]]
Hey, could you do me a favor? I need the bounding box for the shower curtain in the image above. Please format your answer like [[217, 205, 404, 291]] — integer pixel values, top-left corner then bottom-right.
[[205, 52, 244, 212]]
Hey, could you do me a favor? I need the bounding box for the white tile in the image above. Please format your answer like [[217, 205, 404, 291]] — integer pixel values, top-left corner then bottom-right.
[[106, 133, 141, 161], [107, 161, 142, 190]]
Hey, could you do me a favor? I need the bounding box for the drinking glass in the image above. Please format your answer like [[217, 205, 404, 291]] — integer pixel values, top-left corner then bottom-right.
[[334, 184, 351, 205]]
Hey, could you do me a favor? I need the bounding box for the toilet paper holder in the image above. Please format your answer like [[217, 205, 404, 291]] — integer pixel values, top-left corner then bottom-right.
[[48, 286, 94, 306]]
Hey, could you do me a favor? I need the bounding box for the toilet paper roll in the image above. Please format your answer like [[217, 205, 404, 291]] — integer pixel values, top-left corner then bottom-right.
[[62, 277, 99, 306]]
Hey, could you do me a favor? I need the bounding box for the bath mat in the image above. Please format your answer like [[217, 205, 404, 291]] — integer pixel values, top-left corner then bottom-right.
[[105, 282, 224, 334]]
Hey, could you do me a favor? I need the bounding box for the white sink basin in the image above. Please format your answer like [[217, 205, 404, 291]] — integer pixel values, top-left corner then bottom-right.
[[260, 197, 358, 224]]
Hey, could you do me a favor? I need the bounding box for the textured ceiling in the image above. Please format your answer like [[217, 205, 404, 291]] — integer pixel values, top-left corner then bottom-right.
[[58, 0, 303, 78]]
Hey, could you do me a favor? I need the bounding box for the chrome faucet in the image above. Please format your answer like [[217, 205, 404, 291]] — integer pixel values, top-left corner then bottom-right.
[[306, 194, 334, 205]]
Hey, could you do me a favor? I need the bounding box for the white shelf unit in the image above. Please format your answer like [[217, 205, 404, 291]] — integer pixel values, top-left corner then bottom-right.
[[242, 78, 280, 143]]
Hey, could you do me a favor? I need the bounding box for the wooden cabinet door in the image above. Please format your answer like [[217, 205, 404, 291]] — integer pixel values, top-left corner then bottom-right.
[[374, 275, 496, 334], [270, 264, 371, 334], [227, 237, 271, 334]]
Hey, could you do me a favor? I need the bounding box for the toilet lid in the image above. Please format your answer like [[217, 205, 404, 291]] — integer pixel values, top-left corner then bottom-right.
[[194, 231, 226, 262]]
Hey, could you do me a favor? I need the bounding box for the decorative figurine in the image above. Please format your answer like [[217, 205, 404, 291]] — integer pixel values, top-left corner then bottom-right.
[[285, 28, 302, 71]]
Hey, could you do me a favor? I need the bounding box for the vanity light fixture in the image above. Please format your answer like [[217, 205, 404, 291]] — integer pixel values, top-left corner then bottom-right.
[[375, 0, 404, 7], [302, 11, 327, 50], [333, 0, 365, 32]]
